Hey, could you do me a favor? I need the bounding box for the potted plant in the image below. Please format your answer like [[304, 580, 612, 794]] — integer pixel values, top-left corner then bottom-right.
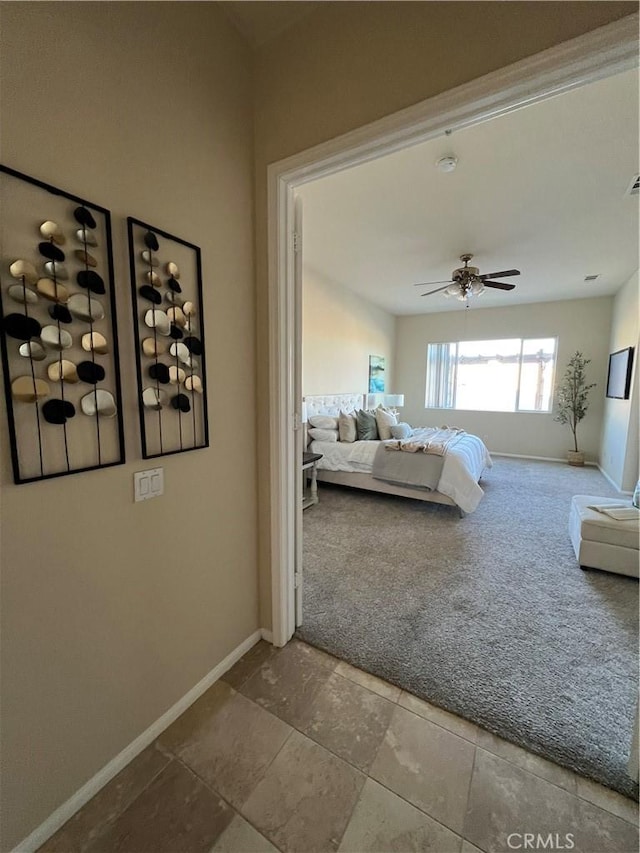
[[554, 351, 596, 466]]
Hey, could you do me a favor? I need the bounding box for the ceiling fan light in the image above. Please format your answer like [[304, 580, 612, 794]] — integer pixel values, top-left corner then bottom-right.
[[455, 290, 468, 302], [471, 280, 484, 296], [444, 284, 459, 297]]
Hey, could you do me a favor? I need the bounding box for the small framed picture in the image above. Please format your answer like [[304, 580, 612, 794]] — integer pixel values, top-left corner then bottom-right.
[[368, 355, 385, 393]]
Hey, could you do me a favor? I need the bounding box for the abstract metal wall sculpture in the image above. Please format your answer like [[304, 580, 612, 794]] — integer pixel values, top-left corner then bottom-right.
[[127, 218, 208, 458], [0, 165, 125, 483]]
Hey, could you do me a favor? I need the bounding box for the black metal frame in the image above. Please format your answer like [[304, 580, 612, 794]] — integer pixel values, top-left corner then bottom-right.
[[127, 217, 209, 459], [0, 164, 126, 484], [605, 346, 634, 400]]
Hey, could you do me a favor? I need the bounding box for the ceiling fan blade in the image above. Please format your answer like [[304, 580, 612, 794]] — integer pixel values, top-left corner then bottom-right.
[[413, 279, 453, 287], [479, 269, 520, 280], [421, 284, 452, 297], [483, 280, 516, 291]]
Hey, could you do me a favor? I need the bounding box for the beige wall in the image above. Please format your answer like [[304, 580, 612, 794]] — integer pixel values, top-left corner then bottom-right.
[[3, 2, 638, 843], [0, 3, 256, 848], [395, 298, 612, 462], [303, 269, 396, 397], [254, 2, 638, 627], [254, 2, 638, 167], [600, 270, 639, 490]]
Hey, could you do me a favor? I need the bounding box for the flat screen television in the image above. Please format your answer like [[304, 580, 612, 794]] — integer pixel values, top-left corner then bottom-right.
[[606, 347, 634, 399]]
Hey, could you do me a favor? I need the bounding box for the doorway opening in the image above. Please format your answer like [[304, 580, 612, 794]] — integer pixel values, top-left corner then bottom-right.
[[268, 15, 638, 648]]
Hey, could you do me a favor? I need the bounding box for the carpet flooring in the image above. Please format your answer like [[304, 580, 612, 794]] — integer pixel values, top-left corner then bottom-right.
[[298, 457, 639, 798]]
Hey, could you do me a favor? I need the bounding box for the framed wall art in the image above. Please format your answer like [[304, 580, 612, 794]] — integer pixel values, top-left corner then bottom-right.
[[368, 355, 385, 394], [0, 165, 125, 484], [605, 347, 634, 400], [127, 218, 209, 458]]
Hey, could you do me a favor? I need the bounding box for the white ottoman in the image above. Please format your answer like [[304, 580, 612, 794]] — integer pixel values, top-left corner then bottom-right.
[[569, 495, 639, 579]]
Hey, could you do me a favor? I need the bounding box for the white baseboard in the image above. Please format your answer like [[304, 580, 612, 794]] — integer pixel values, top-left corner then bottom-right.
[[15, 629, 263, 853], [598, 464, 621, 492], [260, 628, 274, 644], [491, 452, 572, 464], [491, 451, 602, 467], [597, 465, 633, 495]]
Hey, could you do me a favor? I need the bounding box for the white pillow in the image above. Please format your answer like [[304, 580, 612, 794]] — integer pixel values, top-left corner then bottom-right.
[[338, 410, 357, 443], [308, 427, 338, 442], [308, 414, 339, 430], [390, 422, 412, 440], [375, 406, 398, 440]]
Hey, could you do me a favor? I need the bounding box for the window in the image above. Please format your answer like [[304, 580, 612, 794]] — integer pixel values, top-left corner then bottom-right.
[[425, 337, 557, 413]]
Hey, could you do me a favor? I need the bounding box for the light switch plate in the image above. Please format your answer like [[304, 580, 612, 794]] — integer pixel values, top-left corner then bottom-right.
[[134, 468, 164, 502]]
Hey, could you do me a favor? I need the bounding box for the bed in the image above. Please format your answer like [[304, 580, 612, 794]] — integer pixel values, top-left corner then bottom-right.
[[304, 393, 492, 515]]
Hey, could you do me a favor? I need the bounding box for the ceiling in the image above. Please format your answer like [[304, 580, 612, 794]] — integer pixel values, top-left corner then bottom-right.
[[299, 69, 639, 316], [219, 2, 321, 47]]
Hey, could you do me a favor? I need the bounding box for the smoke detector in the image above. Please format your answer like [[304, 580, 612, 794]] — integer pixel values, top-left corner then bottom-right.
[[435, 155, 458, 173]]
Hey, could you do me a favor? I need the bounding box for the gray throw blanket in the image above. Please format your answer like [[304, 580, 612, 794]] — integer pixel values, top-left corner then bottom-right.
[[372, 442, 444, 491], [386, 426, 465, 456]]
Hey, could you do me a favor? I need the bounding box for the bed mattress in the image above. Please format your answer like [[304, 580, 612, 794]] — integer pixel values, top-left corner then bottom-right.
[[310, 434, 492, 513]]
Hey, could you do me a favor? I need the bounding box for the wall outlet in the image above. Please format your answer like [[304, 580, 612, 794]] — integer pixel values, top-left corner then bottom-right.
[[134, 468, 164, 502]]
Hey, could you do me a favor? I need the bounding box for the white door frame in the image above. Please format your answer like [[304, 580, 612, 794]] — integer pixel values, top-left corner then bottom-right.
[[267, 14, 639, 647]]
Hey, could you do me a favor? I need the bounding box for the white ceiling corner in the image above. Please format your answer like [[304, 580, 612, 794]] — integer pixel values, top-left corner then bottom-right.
[[219, 1, 321, 48]]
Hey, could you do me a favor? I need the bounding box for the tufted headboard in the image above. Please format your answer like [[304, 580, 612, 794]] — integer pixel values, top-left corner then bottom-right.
[[304, 393, 364, 419]]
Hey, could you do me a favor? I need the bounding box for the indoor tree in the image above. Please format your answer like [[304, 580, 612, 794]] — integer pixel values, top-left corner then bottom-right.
[[554, 351, 596, 462]]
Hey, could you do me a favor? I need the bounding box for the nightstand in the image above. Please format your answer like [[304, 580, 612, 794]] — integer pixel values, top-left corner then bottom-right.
[[302, 451, 323, 509]]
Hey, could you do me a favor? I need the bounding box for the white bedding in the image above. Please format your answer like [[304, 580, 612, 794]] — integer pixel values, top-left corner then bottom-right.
[[436, 433, 492, 513], [310, 434, 492, 513], [310, 439, 379, 473]]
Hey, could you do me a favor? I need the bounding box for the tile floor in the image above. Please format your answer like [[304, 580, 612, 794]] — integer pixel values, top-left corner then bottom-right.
[[40, 640, 639, 853]]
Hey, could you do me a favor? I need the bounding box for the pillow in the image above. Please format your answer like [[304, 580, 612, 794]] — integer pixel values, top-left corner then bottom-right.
[[356, 408, 378, 441], [375, 406, 398, 440], [338, 410, 357, 443], [390, 422, 412, 440], [308, 427, 338, 442], [308, 414, 339, 430]]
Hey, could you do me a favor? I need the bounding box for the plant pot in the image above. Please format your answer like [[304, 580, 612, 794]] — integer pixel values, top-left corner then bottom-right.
[[567, 450, 585, 467]]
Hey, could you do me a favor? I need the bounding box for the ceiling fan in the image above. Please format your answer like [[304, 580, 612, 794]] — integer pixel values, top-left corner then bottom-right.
[[414, 253, 520, 301]]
